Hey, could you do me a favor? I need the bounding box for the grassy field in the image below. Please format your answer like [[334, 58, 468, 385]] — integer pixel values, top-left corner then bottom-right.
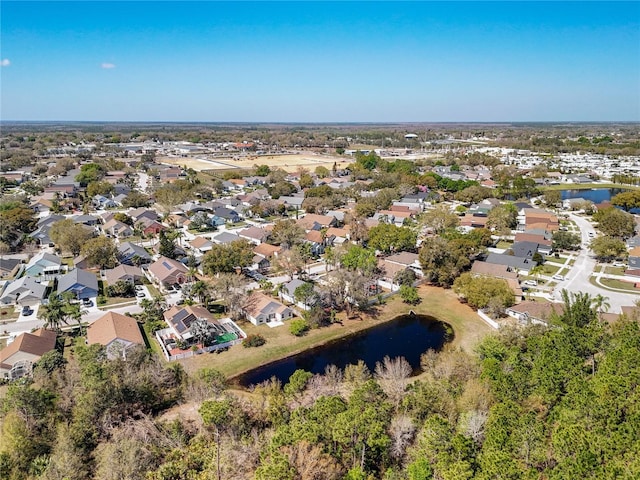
[[177, 285, 494, 379], [596, 277, 640, 292]]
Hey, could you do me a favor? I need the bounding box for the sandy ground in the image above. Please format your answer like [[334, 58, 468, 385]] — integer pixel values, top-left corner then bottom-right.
[[158, 152, 353, 173]]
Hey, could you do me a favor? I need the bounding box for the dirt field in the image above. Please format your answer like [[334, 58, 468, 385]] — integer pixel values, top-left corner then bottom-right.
[[158, 152, 353, 173]]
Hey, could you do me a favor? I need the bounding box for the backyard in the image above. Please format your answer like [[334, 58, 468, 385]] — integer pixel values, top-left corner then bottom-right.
[[177, 284, 494, 379]]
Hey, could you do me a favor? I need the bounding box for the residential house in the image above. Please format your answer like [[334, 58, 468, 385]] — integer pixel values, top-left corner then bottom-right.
[[239, 226, 269, 245], [189, 236, 214, 255], [56, 268, 99, 300], [24, 252, 62, 278], [244, 292, 294, 326], [163, 305, 224, 342], [304, 230, 334, 256], [470, 261, 522, 301], [484, 253, 537, 275], [129, 208, 159, 224], [104, 265, 144, 286], [148, 256, 189, 288], [93, 194, 117, 209], [0, 258, 22, 279], [254, 243, 281, 260], [506, 301, 564, 325], [279, 279, 318, 310], [102, 219, 133, 238], [297, 213, 337, 231], [277, 195, 305, 209], [86, 311, 144, 359], [0, 329, 57, 380], [628, 247, 640, 270], [0, 276, 47, 306], [384, 252, 423, 277], [374, 210, 412, 227], [117, 242, 152, 265], [212, 231, 242, 244]]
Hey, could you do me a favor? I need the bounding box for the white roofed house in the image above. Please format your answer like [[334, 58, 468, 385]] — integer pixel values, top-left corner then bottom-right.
[[24, 252, 62, 278], [189, 236, 214, 255]]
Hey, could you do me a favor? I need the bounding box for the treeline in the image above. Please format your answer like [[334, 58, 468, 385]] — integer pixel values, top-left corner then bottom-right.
[[2, 294, 638, 479]]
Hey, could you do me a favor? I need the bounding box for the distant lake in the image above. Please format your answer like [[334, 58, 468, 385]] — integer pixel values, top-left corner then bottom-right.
[[235, 314, 452, 388], [560, 188, 627, 204]]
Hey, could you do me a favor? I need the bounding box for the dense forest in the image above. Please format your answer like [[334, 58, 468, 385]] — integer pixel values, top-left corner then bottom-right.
[[1, 295, 639, 479]]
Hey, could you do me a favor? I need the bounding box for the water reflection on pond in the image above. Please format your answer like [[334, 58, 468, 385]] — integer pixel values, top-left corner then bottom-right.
[[236, 313, 452, 388]]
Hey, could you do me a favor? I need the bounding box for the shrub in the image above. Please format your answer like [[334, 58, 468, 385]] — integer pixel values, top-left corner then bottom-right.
[[289, 318, 310, 337], [97, 295, 107, 305], [399, 285, 420, 305], [242, 334, 266, 348]]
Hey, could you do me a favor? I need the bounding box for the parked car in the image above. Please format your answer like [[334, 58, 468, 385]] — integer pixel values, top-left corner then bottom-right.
[[552, 274, 565, 281], [82, 298, 93, 307], [21, 306, 33, 316], [523, 280, 537, 286], [136, 291, 146, 298]]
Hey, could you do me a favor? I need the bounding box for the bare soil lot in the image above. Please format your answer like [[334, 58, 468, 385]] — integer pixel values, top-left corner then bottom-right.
[[159, 152, 353, 173]]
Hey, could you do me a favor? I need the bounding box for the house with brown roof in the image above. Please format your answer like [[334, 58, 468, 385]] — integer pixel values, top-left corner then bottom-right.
[[0, 329, 57, 380], [297, 214, 337, 231], [104, 264, 144, 286], [470, 261, 522, 302], [102, 218, 133, 238], [86, 311, 144, 359], [189, 236, 214, 254], [506, 301, 563, 325], [244, 292, 294, 326], [239, 226, 269, 245], [254, 243, 281, 259], [148, 256, 189, 288]]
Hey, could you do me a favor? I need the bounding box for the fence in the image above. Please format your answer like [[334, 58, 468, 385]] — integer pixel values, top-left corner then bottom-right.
[[476, 309, 500, 330]]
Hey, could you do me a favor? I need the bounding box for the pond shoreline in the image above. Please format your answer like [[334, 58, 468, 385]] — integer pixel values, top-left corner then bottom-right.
[[179, 285, 493, 379]]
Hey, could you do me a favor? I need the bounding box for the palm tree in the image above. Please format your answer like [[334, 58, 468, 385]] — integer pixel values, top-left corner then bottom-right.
[[591, 294, 611, 321], [190, 280, 211, 307], [42, 294, 66, 332]]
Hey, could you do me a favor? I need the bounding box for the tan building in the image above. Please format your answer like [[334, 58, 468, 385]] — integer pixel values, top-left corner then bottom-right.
[[0, 329, 57, 380], [86, 311, 144, 359]]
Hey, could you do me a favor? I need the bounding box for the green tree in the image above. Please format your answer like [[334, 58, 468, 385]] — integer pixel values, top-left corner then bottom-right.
[[50, 219, 94, 256], [453, 272, 515, 310], [289, 318, 310, 337], [158, 230, 177, 259], [294, 282, 316, 310], [199, 399, 232, 480], [399, 285, 420, 305], [86, 180, 114, 198], [368, 224, 417, 253], [255, 164, 271, 176], [611, 190, 640, 211], [552, 230, 581, 251], [593, 207, 635, 238], [271, 219, 305, 249], [0, 204, 37, 248], [486, 203, 518, 235], [75, 163, 106, 186], [81, 236, 118, 269], [341, 245, 377, 275], [590, 235, 627, 261], [202, 239, 254, 275], [422, 205, 459, 234], [544, 190, 562, 208]]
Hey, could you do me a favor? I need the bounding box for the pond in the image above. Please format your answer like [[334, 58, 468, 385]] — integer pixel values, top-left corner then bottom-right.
[[560, 188, 627, 204], [235, 313, 452, 388]]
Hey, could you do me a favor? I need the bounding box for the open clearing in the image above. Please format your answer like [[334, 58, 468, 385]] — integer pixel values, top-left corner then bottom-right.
[[158, 152, 353, 173]]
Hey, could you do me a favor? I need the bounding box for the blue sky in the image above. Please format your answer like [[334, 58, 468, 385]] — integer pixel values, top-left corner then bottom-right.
[[1, 1, 639, 122]]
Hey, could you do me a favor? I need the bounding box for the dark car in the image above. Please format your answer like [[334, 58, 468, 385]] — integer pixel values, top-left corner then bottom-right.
[[21, 306, 33, 316]]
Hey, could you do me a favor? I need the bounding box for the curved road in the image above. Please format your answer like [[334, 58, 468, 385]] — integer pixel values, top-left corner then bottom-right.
[[551, 213, 638, 313]]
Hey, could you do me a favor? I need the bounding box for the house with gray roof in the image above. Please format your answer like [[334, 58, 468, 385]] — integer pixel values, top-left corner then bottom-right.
[[24, 252, 62, 278], [117, 242, 152, 265], [0, 276, 47, 306], [484, 253, 537, 275], [56, 269, 99, 300]]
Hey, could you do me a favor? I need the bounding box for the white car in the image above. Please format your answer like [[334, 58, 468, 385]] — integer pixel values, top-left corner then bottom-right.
[[552, 274, 565, 281], [523, 280, 537, 286]]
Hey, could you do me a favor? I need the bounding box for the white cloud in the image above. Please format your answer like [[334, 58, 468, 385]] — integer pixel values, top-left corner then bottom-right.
[[1, 59, 10, 67], [101, 62, 116, 69]]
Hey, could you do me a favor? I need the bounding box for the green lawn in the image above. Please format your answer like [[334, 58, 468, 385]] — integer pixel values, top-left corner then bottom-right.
[[591, 276, 640, 293], [147, 284, 162, 297], [0, 307, 19, 321], [141, 322, 166, 358], [604, 266, 626, 275], [495, 240, 512, 249]]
